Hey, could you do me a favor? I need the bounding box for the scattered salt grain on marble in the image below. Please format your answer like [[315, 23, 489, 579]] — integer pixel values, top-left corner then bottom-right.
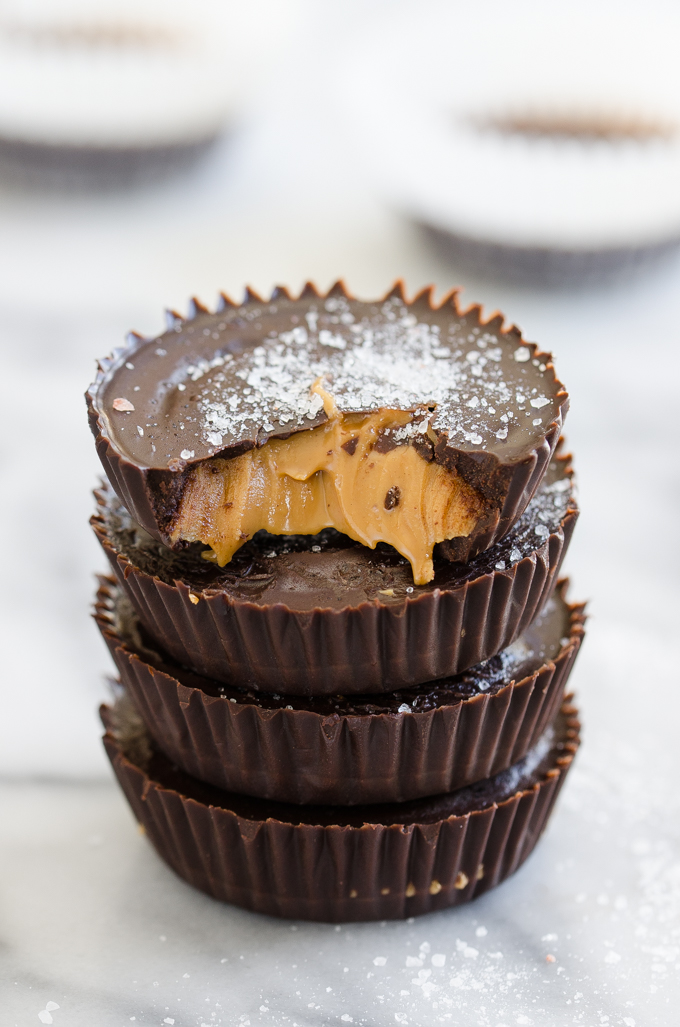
[[373, 956, 387, 966], [456, 940, 479, 959], [38, 1006, 59, 1025], [431, 954, 446, 967], [406, 955, 423, 968], [475, 926, 488, 937]]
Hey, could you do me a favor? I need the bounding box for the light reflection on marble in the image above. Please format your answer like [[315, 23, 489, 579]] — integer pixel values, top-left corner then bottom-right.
[[1, 4, 680, 1024]]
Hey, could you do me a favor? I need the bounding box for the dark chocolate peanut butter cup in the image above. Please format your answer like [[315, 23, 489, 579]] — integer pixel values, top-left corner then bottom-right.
[[92, 450, 577, 694], [95, 578, 584, 805], [102, 695, 580, 922], [86, 282, 568, 579]]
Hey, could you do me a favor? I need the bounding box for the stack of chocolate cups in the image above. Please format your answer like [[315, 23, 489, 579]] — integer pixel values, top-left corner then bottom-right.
[[87, 283, 584, 922]]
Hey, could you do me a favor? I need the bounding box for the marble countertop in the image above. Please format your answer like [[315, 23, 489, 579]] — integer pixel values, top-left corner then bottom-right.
[[2, 3, 680, 1024]]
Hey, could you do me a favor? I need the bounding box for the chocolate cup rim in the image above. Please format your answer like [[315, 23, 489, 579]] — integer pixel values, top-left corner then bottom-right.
[[95, 575, 585, 718], [91, 457, 578, 693], [101, 698, 580, 921], [91, 450, 577, 616], [85, 280, 569, 555], [102, 697, 581, 827], [95, 576, 585, 804]]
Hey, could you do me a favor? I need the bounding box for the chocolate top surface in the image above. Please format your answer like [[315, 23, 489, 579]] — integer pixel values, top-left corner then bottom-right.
[[107, 694, 572, 827], [97, 451, 575, 612], [102, 578, 579, 715], [90, 284, 566, 472]]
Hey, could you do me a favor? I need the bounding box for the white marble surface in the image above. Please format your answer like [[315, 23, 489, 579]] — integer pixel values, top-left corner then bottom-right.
[[2, 3, 680, 1024]]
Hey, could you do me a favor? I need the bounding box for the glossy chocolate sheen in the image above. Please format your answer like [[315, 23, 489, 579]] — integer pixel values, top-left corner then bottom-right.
[[92, 450, 578, 693], [101, 697, 580, 921], [86, 282, 568, 563], [95, 577, 584, 804]]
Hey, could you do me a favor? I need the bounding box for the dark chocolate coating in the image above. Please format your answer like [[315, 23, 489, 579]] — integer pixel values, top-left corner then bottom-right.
[[95, 577, 584, 804], [101, 696, 580, 921], [92, 450, 578, 693], [86, 282, 568, 561]]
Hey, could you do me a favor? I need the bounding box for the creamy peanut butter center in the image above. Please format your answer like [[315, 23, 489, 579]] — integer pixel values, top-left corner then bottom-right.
[[170, 385, 485, 585]]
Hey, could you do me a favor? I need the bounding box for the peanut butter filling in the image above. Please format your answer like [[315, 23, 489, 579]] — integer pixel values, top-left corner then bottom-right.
[[170, 386, 485, 585]]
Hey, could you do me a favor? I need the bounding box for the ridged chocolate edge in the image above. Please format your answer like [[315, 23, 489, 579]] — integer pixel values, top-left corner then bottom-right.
[[95, 578, 585, 804], [91, 481, 578, 695], [102, 700, 581, 922], [85, 280, 568, 559]]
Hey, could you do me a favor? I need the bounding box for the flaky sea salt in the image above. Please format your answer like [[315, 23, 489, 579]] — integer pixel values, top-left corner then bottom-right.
[[163, 297, 558, 454]]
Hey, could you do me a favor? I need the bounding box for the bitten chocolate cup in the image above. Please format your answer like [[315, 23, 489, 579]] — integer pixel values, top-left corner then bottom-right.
[[101, 695, 580, 922], [95, 577, 584, 805], [86, 281, 568, 577], [92, 450, 578, 694]]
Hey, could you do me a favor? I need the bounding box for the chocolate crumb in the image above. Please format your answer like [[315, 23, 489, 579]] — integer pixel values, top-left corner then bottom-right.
[[341, 437, 359, 455]]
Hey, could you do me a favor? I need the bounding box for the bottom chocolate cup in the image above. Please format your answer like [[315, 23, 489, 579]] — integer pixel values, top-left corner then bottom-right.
[[101, 696, 580, 922], [95, 577, 584, 805]]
